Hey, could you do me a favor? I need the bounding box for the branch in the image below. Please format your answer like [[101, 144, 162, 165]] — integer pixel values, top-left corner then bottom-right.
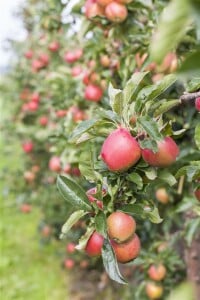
[[180, 91, 200, 102]]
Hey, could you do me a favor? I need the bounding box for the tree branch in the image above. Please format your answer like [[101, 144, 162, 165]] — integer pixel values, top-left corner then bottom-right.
[[180, 91, 200, 102]]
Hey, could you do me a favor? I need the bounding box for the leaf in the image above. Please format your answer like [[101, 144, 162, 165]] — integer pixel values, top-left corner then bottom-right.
[[102, 239, 127, 285], [137, 116, 163, 141], [60, 210, 87, 239], [175, 164, 200, 181], [154, 99, 181, 117], [108, 83, 124, 115], [139, 139, 158, 152], [95, 211, 107, 236], [75, 224, 95, 251], [120, 203, 163, 224], [178, 50, 200, 77], [123, 72, 149, 103], [127, 173, 143, 190], [157, 170, 177, 186], [70, 119, 99, 142], [57, 175, 92, 211], [195, 123, 200, 150], [150, 0, 191, 63], [166, 282, 195, 300], [144, 168, 157, 180]]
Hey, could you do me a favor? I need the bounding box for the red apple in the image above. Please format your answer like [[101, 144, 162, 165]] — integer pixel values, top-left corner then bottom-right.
[[142, 137, 179, 167], [145, 282, 163, 299], [195, 189, 200, 201], [24, 171, 35, 183], [105, 2, 128, 23], [111, 234, 141, 263], [24, 50, 33, 59], [28, 101, 39, 112], [20, 203, 32, 213], [22, 142, 34, 153], [85, 231, 104, 256], [155, 188, 169, 204], [96, 0, 112, 6], [100, 55, 111, 67], [64, 258, 75, 269], [85, 0, 105, 18], [86, 187, 105, 209], [49, 156, 61, 172], [66, 242, 76, 253], [39, 116, 48, 126], [55, 110, 67, 118], [195, 97, 200, 111], [38, 53, 49, 65], [63, 163, 71, 174], [148, 264, 167, 281], [41, 225, 52, 237], [48, 41, 60, 52], [84, 84, 103, 102], [71, 66, 82, 77], [31, 92, 40, 103], [32, 59, 44, 72], [101, 127, 141, 172], [107, 212, 136, 242]]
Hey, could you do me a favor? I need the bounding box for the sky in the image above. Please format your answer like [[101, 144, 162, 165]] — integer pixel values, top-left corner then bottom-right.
[[0, 0, 26, 71]]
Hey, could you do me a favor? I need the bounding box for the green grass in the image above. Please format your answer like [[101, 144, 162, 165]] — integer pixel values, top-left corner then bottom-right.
[[0, 100, 69, 300]]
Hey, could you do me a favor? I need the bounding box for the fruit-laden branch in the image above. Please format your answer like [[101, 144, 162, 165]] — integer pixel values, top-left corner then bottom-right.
[[180, 91, 200, 102]]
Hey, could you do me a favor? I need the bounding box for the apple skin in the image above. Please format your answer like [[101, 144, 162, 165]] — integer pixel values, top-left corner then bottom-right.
[[28, 101, 39, 112], [96, 0, 112, 6], [24, 50, 33, 59], [71, 66, 82, 77], [142, 137, 179, 167], [85, 231, 104, 257], [145, 282, 163, 300], [105, 2, 128, 23], [66, 242, 76, 253], [39, 116, 48, 126], [84, 84, 103, 102], [155, 188, 169, 204], [107, 211, 136, 243], [85, 0, 105, 18], [101, 127, 141, 172], [111, 234, 141, 263], [195, 97, 200, 111], [148, 264, 167, 281], [48, 156, 61, 172], [64, 258, 75, 270], [22, 142, 34, 153], [31, 92, 40, 103]]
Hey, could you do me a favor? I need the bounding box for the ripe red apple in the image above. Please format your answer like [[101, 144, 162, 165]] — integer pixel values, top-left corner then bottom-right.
[[38, 53, 49, 65], [20, 203, 32, 213], [101, 127, 141, 172], [31, 92, 40, 103], [155, 188, 169, 204], [142, 137, 179, 167], [66, 242, 76, 253], [82, 72, 90, 85], [49, 156, 61, 172], [32, 59, 44, 72], [107, 211, 136, 243], [148, 264, 167, 281], [96, 0, 112, 6], [85, 231, 104, 256], [63, 163, 71, 174], [84, 84, 103, 102], [71, 66, 82, 77], [111, 234, 141, 263], [86, 187, 105, 209], [195, 97, 200, 111], [48, 41, 60, 52], [39, 116, 48, 126], [64, 49, 83, 63], [195, 189, 200, 201], [28, 101, 39, 112], [24, 50, 33, 59], [145, 282, 163, 300], [71, 167, 81, 177], [105, 2, 128, 23], [41, 225, 52, 237], [64, 258, 75, 269], [55, 110, 67, 118], [85, 0, 105, 18], [22, 141, 34, 153]]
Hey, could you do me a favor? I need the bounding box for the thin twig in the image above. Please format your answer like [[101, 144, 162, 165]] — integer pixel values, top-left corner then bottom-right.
[[180, 91, 200, 102]]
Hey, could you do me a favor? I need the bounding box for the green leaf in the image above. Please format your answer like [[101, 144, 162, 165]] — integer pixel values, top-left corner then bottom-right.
[[150, 0, 191, 63], [186, 77, 200, 92], [127, 173, 143, 190], [60, 210, 88, 239], [95, 211, 107, 236], [154, 99, 181, 117], [144, 168, 157, 180], [102, 239, 127, 285], [76, 224, 95, 251], [57, 175, 92, 211], [108, 83, 124, 116], [120, 203, 163, 224], [178, 50, 200, 77], [175, 163, 200, 181], [167, 282, 195, 300], [70, 119, 99, 142], [137, 116, 163, 141], [195, 123, 200, 150], [79, 150, 96, 182], [139, 139, 158, 152], [157, 170, 177, 186], [123, 72, 149, 103]]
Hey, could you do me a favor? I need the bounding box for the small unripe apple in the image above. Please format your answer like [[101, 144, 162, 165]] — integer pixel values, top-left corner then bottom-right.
[[148, 264, 167, 281], [85, 231, 104, 256], [155, 188, 169, 204], [84, 84, 103, 102], [111, 234, 141, 263], [105, 2, 128, 23], [49, 156, 61, 172], [64, 258, 75, 269], [101, 127, 141, 172], [107, 211, 136, 243], [145, 282, 163, 299], [48, 41, 60, 52], [66, 242, 76, 253], [24, 50, 33, 59], [39, 116, 48, 126], [20, 203, 32, 213], [195, 97, 200, 111], [142, 137, 179, 167], [22, 142, 34, 153]]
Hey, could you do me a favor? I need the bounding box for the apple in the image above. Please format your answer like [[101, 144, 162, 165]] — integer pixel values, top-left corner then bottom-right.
[[107, 211, 136, 242], [71, 66, 82, 77], [41, 225, 52, 237], [145, 282, 163, 299], [195, 188, 200, 201], [39, 116, 48, 126], [20, 203, 32, 213], [148, 264, 167, 281], [20, 88, 30, 101], [31, 165, 40, 173], [28, 101, 39, 112], [55, 110, 67, 118], [155, 188, 169, 204], [31, 92, 40, 103], [66, 242, 76, 253], [63, 163, 71, 174], [31, 59, 44, 72], [111, 234, 141, 263], [22, 141, 34, 153], [85, 231, 104, 256], [80, 260, 89, 269], [85, 0, 105, 18], [49, 156, 61, 172], [142, 137, 179, 167], [24, 50, 33, 59], [24, 171, 35, 183], [101, 127, 141, 172], [64, 258, 75, 269], [105, 2, 128, 23], [96, 0, 112, 6], [195, 97, 200, 111], [84, 84, 103, 102], [86, 187, 105, 209], [71, 167, 81, 177], [64, 49, 83, 63], [38, 53, 49, 65], [83, 72, 90, 85], [100, 55, 111, 67], [48, 41, 60, 52]]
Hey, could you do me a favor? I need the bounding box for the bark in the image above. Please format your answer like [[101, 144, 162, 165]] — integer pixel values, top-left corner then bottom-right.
[[184, 211, 200, 300]]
